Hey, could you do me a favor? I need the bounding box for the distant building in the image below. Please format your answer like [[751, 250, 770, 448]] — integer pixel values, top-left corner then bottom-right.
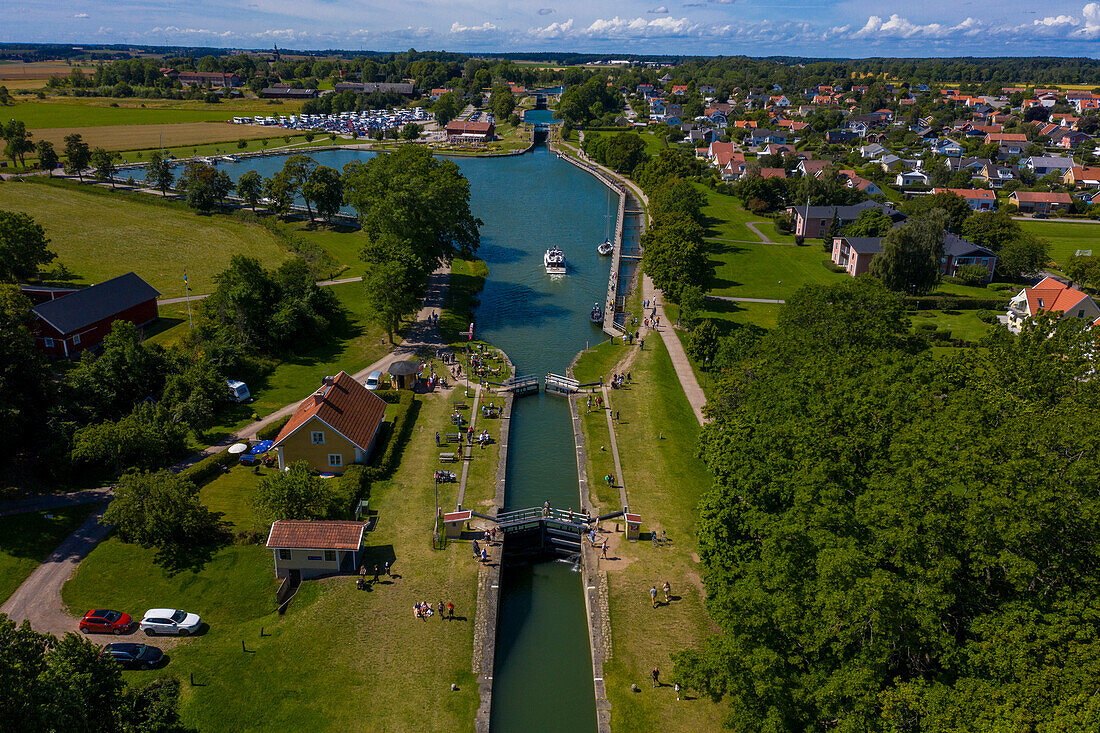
[[334, 82, 415, 96], [445, 120, 495, 143], [29, 272, 159, 358], [788, 201, 903, 239], [1007, 276, 1100, 331], [177, 71, 242, 88]]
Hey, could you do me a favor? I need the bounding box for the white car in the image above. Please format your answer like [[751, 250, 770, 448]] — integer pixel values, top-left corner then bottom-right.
[[365, 371, 383, 390], [140, 608, 202, 637]]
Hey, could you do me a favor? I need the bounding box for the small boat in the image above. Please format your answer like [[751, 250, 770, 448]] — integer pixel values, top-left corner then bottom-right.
[[544, 246, 566, 275], [597, 239, 613, 256], [590, 303, 604, 324]]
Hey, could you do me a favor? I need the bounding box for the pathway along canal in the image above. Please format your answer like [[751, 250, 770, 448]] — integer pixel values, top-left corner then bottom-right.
[[128, 143, 610, 730]]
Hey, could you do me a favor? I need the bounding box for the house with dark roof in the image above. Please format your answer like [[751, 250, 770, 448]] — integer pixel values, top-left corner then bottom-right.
[[266, 520, 368, 579], [30, 272, 159, 358], [272, 371, 387, 474], [831, 233, 996, 281], [788, 201, 903, 239]]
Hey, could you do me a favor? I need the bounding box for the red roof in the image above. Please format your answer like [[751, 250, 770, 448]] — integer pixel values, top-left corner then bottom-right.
[[933, 188, 995, 201], [272, 371, 386, 453], [759, 168, 787, 179], [987, 132, 1027, 143], [266, 520, 367, 550], [1022, 277, 1090, 315], [1011, 191, 1073, 204]]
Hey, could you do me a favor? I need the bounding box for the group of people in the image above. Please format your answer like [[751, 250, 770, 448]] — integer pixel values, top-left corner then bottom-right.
[[648, 581, 673, 608], [357, 561, 391, 589], [609, 373, 629, 389], [585, 394, 604, 412], [414, 600, 455, 621], [475, 430, 492, 448], [471, 539, 490, 563]]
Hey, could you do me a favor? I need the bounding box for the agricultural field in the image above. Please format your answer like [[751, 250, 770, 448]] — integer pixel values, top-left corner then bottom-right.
[[30, 122, 285, 155], [8, 96, 304, 128], [1018, 219, 1100, 268], [0, 179, 291, 296], [0, 62, 97, 90]]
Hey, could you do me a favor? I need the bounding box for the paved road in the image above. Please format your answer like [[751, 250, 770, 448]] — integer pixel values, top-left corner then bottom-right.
[[0, 487, 114, 518], [642, 275, 708, 425], [744, 221, 775, 243], [1011, 216, 1100, 224], [0, 506, 112, 637]]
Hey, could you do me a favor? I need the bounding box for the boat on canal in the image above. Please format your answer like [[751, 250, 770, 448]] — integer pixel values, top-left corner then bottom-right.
[[589, 303, 604, 324], [597, 239, 613, 256], [544, 246, 566, 275]]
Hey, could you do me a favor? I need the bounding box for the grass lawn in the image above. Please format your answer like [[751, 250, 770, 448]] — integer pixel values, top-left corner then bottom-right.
[[573, 337, 631, 385], [589, 337, 727, 731], [910, 309, 994, 342], [289, 222, 367, 271], [1018, 220, 1100, 267], [709, 241, 844, 299], [698, 184, 795, 243], [0, 179, 291, 297], [63, 386, 488, 731], [0, 505, 99, 605], [203, 281, 390, 438], [9, 96, 305, 128], [440, 258, 489, 344]]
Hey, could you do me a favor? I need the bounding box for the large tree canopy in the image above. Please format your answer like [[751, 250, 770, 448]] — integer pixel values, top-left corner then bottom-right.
[[342, 146, 480, 270], [677, 279, 1100, 731]]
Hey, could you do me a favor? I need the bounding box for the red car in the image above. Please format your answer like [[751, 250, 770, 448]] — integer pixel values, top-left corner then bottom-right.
[[79, 609, 133, 635]]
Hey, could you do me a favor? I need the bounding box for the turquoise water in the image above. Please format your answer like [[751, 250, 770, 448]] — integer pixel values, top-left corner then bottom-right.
[[139, 146, 608, 730], [523, 109, 560, 125]]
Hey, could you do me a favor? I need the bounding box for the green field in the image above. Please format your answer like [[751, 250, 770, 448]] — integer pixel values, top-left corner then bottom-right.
[[586, 129, 668, 157], [1019, 220, 1100, 268], [0, 180, 291, 297], [64, 387, 485, 731], [698, 184, 795, 243], [910, 309, 994, 342], [709, 241, 844, 300], [0, 506, 98, 605], [9, 97, 305, 129]]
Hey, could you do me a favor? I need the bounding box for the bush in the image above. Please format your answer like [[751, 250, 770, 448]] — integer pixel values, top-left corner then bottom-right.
[[930, 329, 952, 342], [977, 310, 1001, 325], [823, 259, 847, 273], [369, 391, 418, 478], [915, 322, 938, 332], [337, 464, 371, 517], [906, 297, 1005, 310], [372, 389, 401, 404], [955, 264, 992, 287], [745, 197, 770, 215], [180, 448, 238, 487]]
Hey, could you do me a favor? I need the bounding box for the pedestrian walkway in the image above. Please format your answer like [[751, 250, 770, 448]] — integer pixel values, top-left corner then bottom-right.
[[642, 275, 707, 425], [455, 384, 483, 508], [599, 386, 629, 509]]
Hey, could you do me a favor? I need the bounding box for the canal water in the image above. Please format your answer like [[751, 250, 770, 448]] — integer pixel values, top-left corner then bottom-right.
[[128, 145, 608, 730]]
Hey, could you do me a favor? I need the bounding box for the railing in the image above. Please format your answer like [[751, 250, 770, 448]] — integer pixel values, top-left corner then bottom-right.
[[495, 506, 594, 531], [545, 372, 580, 395]]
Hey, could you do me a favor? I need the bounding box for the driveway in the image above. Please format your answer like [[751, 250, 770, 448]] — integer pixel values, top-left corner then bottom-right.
[[0, 506, 112, 637]]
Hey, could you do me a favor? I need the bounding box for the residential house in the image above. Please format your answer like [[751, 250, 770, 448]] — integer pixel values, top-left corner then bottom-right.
[[733, 119, 758, 129], [758, 168, 787, 179], [1056, 131, 1092, 149], [826, 129, 859, 144], [761, 143, 795, 156], [931, 138, 964, 157], [945, 157, 992, 176], [788, 201, 903, 239], [837, 169, 884, 196], [429, 88, 450, 101], [859, 143, 889, 159], [266, 520, 368, 580], [271, 371, 387, 474], [748, 129, 787, 147], [798, 159, 831, 178], [649, 98, 666, 116], [978, 163, 1019, 188], [932, 187, 997, 210], [1007, 276, 1100, 331], [671, 84, 690, 96], [896, 170, 930, 186], [769, 95, 791, 108], [698, 84, 717, 96], [30, 272, 159, 358], [878, 154, 905, 172], [831, 233, 995, 281], [1064, 166, 1100, 188], [1023, 155, 1074, 177], [177, 71, 242, 88], [1009, 190, 1073, 214]]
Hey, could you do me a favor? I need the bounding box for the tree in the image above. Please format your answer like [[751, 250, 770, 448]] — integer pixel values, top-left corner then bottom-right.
[[0, 210, 55, 282], [147, 150, 174, 195], [641, 212, 709, 302], [177, 160, 231, 212], [102, 470, 224, 566], [1, 119, 33, 168], [302, 165, 343, 222], [960, 209, 1020, 252], [433, 91, 461, 126], [34, 140, 58, 176], [254, 461, 340, 521], [686, 319, 720, 364], [0, 285, 50, 459], [262, 171, 295, 217], [89, 147, 119, 188], [360, 235, 424, 343], [870, 210, 948, 295], [280, 155, 317, 220], [1065, 253, 1100, 288], [72, 404, 188, 475], [343, 145, 481, 274], [844, 208, 895, 237], [778, 278, 909, 351], [236, 170, 263, 211], [400, 122, 422, 140], [900, 190, 972, 233], [489, 85, 516, 120], [63, 133, 91, 181], [650, 178, 707, 226], [997, 231, 1049, 279], [678, 284, 705, 330]]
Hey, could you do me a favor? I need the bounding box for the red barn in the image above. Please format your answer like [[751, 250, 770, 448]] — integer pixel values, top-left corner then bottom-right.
[[31, 272, 160, 358]]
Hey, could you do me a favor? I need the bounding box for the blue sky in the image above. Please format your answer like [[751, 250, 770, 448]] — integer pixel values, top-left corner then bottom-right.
[[6, 1, 1100, 56]]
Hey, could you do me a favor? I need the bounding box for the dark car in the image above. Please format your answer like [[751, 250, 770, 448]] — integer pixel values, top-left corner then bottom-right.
[[79, 609, 133, 635], [1033, 212, 1049, 219], [102, 643, 164, 670]]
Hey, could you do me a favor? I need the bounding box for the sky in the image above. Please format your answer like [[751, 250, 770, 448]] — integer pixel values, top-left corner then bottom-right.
[[7, 0, 1100, 57]]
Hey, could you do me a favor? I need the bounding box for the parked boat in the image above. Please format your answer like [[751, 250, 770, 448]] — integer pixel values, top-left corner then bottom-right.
[[597, 239, 613, 256], [544, 247, 566, 275], [589, 303, 604, 324]]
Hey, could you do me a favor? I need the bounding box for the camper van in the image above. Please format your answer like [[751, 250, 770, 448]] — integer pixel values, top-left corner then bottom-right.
[[226, 380, 251, 403]]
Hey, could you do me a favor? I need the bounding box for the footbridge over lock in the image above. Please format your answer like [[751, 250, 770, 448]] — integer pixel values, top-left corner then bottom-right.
[[464, 507, 626, 562]]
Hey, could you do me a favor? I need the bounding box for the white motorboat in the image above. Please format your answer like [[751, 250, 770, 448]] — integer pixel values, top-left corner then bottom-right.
[[589, 303, 604, 324], [544, 247, 566, 275], [597, 239, 613, 256]]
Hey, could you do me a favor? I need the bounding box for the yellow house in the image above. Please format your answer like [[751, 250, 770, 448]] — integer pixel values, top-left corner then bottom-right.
[[272, 371, 387, 474]]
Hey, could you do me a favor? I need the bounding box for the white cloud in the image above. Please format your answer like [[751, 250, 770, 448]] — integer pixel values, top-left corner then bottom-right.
[[583, 15, 698, 37], [73, 13, 89, 19], [1076, 2, 1100, 36], [149, 25, 234, 38], [530, 18, 574, 38], [449, 21, 498, 34], [649, 6, 669, 13], [1034, 14, 1080, 28]]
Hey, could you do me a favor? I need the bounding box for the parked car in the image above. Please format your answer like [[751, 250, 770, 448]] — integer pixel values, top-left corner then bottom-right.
[[102, 642, 165, 670], [140, 609, 202, 637], [79, 609, 133, 635], [365, 371, 383, 390], [1032, 212, 1049, 219]]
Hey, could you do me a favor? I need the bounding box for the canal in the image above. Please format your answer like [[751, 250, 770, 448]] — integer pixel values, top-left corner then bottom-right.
[[127, 144, 607, 730]]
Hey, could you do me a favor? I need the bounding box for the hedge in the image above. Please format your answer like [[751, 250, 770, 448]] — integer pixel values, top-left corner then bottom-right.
[[256, 415, 291, 441], [368, 391, 419, 479], [180, 448, 238, 487], [905, 296, 1006, 311]]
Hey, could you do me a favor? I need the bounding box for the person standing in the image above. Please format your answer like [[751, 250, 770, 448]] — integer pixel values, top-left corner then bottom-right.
[[651, 667, 660, 688], [481, 547, 488, 563], [384, 561, 391, 577], [650, 585, 658, 608], [675, 682, 681, 701], [602, 542, 609, 560], [438, 601, 446, 620], [472, 539, 480, 558], [373, 564, 379, 582], [447, 601, 455, 619], [663, 581, 671, 604]]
